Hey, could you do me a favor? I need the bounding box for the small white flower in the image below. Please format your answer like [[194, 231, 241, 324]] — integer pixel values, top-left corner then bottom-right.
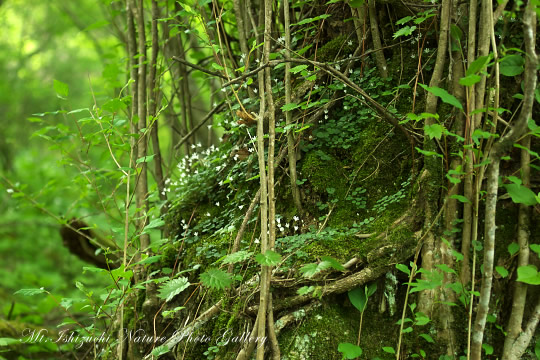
[[255, 238, 260, 244], [191, 144, 196, 149], [7, 188, 14, 194], [293, 216, 299, 222], [277, 36, 285, 44], [165, 178, 171, 185], [234, 154, 239, 161], [206, 212, 211, 216], [294, 226, 299, 231], [194, 232, 198, 236], [207, 125, 212, 129], [314, 85, 319, 90], [349, 68, 353, 74], [285, 223, 290, 228], [276, 218, 281, 223], [248, 147, 254, 153], [239, 205, 244, 210], [280, 227, 285, 232], [325, 114, 329, 120], [347, 40, 353, 46], [197, 142, 202, 147], [221, 88, 226, 92], [253, 88, 258, 93], [215, 202, 220, 207], [335, 64, 341, 71]]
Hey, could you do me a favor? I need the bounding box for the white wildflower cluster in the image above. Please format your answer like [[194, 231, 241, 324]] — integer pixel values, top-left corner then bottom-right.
[[275, 214, 303, 234]]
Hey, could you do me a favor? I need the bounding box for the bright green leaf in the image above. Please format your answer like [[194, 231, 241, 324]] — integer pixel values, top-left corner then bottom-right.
[[53, 79, 69, 98], [419, 84, 463, 110], [255, 250, 282, 266], [200, 268, 233, 289], [500, 54, 525, 76], [338, 342, 363, 359], [516, 265, 540, 285], [158, 277, 190, 302]]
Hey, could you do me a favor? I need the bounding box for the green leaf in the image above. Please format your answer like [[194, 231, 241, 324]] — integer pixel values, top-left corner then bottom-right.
[[295, 14, 331, 26], [290, 65, 308, 74], [450, 24, 463, 41], [419, 84, 463, 110], [14, 288, 47, 296], [396, 263, 410, 276], [300, 263, 320, 278], [135, 255, 163, 265], [281, 103, 300, 112], [0, 337, 20, 346], [459, 74, 481, 86], [500, 54, 525, 76], [53, 79, 69, 98], [466, 55, 490, 76], [349, 0, 364, 7], [158, 277, 190, 302], [482, 343, 494, 355], [450, 194, 470, 203], [424, 123, 444, 140], [144, 218, 165, 231], [348, 287, 368, 312], [211, 63, 224, 71], [396, 16, 414, 25], [393, 25, 417, 39], [503, 183, 539, 206], [321, 256, 345, 271], [103, 98, 127, 113], [221, 250, 253, 265], [382, 346, 396, 354], [516, 265, 540, 285], [530, 244, 540, 256], [415, 147, 443, 158], [136, 154, 156, 164], [419, 333, 434, 343], [200, 268, 233, 289], [255, 250, 282, 266], [495, 266, 509, 278], [338, 342, 363, 359], [297, 286, 315, 295], [151, 345, 170, 356]]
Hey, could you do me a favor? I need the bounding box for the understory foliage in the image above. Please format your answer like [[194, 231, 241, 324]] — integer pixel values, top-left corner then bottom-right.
[[1, 0, 539, 359]]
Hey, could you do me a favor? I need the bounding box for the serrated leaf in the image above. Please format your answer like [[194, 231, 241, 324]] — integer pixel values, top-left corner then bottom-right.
[[419, 84, 463, 110], [393, 25, 416, 39], [54, 79, 69, 98], [255, 250, 282, 266], [135, 255, 163, 265], [516, 265, 540, 285], [151, 344, 170, 356], [200, 268, 233, 289], [300, 263, 320, 278], [297, 286, 315, 295], [424, 123, 444, 139], [158, 277, 190, 302], [144, 218, 165, 230], [396, 16, 413, 25], [338, 342, 363, 359], [221, 250, 253, 265], [500, 54, 524, 76], [320, 256, 345, 271], [14, 288, 47, 296]]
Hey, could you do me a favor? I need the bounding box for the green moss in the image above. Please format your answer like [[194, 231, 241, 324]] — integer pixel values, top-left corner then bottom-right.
[[314, 35, 356, 62]]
